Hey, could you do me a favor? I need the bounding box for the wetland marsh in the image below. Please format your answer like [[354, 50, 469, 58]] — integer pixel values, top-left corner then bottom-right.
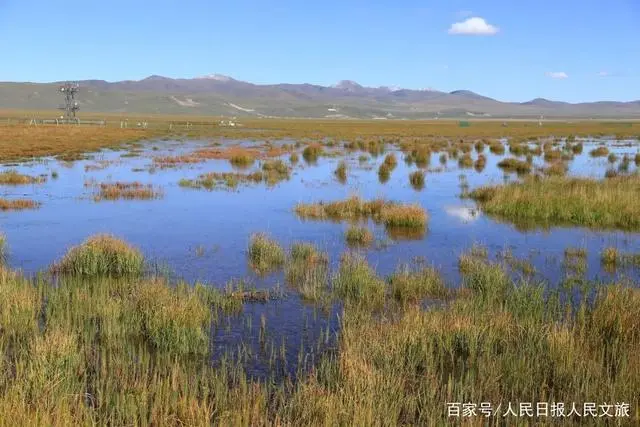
[[0, 120, 639, 424]]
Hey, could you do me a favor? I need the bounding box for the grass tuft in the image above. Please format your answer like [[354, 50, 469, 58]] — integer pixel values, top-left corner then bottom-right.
[[383, 153, 397, 169], [0, 170, 46, 185], [344, 226, 374, 247], [302, 144, 323, 163], [295, 196, 427, 230], [51, 234, 144, 277], [332, 252, 385, 307], [389, 264, 447, 303], [377, 163, 391, 183], [409, 170, 425, 190], [334, 161, 347, 183], [590, 146, 609, 157], [95, 182, 162, 201], [0, 198, 39, 211], [248, 233, 285, 274], [285, 242, 329, 301], [497, 158, 532, 174], [458, 153, 474, 168]]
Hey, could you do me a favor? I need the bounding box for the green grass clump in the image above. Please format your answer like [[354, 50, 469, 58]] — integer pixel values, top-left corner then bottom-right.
[[180, 171, 265, 190], [0, 170, 45, 185], [382, 153, 397, 169], [600, 247, 640, 270], [295, 196, 384, 220], [302, 143, 323, 163], [51, 234, 144, 277], [380, 204, 427, 228], [262, 160, 291, 185], [459, 143, 473, 153], [607, 153, 619, 163], [409, 170, 425, 190], [497, 158, 532, 174], [132, 280, 211, 355], [285, 242, 329, 301], [571, 142, 584, 154], [389, 264, 447, 303], [543, 150, 563, 162], [601, 247, 619, 268], [543, 162, 568, 176], [439, 153, 447, 165], [635, 153, 640, 166], [458, 153, 473, 168], [332, 252, 385, 307], [344, 226, 374, 247], [289, 152, 299, 164], [262, 159, 289, 174], [470, 175, 640, 230], [229, 152, 255, 168], [590, 146, 609, 157], [295, 196, 427, 230], [248, 233, 285, 274], [410, 147, 431, 168], [377, 162, 391, 183], [474, 140, 485, 153], [489, 142, 505, 154], [508, 143, 530, 156], [619, 155, 631, 172], [334, 161, 347, 183], [564, 247, 587, 259], [474, 154, 487, 172]]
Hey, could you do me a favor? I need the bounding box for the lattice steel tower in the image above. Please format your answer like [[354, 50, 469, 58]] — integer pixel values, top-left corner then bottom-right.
[[59, 82, 80, 121]]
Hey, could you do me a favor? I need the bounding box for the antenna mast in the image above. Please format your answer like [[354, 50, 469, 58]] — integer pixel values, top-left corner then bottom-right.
[[59, 82, 80, 122]]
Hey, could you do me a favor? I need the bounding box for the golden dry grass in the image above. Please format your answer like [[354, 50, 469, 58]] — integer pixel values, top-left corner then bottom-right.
[[94, 182, 162, 201], [0, 170, 46, 185], [2, 116, 638, 164], [0, 198, 39, 210], [0, 124, 151, 161]]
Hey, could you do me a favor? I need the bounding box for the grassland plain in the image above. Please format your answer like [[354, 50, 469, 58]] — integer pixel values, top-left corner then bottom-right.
[[2, 115, 640, 162], [0, 236, 637, 425]]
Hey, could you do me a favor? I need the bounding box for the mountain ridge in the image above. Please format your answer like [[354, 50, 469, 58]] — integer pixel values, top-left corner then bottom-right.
[[1, 75, 639, 119]]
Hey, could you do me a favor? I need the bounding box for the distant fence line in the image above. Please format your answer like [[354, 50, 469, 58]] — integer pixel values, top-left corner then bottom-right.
[[27, 118, 107, 126], [1, 117, 243, 131]]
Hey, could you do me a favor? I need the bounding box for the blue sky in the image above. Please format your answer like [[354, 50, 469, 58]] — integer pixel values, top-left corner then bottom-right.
[[1, 0, 638, 102]]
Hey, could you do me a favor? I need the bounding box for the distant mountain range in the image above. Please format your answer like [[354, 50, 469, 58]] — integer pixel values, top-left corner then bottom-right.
[[1, 75, 639, 119]]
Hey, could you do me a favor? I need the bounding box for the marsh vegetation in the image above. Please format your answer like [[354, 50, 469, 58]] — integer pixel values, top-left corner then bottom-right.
[[1, 118, 639, 424], [470, 175, 640, 230]]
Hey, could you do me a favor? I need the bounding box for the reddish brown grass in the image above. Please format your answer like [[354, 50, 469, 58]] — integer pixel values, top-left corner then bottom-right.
[[95, 182, 162, 201], [0, 198, 39, 210]]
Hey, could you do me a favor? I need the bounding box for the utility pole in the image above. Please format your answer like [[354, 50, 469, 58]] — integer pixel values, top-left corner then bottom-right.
[[59, 82, 80, 123]]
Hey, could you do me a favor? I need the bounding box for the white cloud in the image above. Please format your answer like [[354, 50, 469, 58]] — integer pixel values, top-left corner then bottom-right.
[[597, 71, 610, 77], [448, 17, 499, 35], [546, 72, 569, 80]]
